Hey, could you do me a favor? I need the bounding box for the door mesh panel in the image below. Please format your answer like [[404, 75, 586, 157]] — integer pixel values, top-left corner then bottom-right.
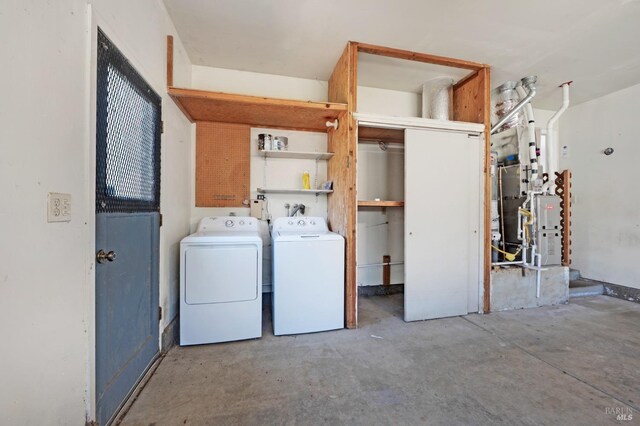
[[96, 29, 161, 213]]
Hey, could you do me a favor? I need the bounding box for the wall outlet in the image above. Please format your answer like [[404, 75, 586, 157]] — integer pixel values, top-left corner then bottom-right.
[[48, 192, 72, 222]]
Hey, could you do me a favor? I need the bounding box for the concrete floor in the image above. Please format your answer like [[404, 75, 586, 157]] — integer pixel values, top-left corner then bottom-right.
[[122, 295, 639, 425]]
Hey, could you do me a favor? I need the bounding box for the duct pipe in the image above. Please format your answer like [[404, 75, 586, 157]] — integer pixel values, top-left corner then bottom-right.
[[516, 85, 538, 183], [491, 80, 536, 134], [516, 77, 538, 182], [546, 82, 572, 188]]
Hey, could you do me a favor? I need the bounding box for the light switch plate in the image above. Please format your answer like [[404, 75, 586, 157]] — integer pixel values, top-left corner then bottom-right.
[[48, 192, 72, 222]]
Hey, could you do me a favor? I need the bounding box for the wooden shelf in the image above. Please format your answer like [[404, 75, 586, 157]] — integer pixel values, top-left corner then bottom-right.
[[358, 200, 405, 207], [169, 87, 347, 132], [257, 188, 333, 195], [260, 150, 334, 160], [358, 126, 405, 144]]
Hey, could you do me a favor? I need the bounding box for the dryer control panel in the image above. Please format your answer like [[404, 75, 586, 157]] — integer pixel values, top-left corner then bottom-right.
[[197, 216, 259, 232]]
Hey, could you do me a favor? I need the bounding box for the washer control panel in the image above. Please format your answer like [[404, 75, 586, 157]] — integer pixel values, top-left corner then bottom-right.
[[273, 217, 328, 233], [197, 216, 259, 232]]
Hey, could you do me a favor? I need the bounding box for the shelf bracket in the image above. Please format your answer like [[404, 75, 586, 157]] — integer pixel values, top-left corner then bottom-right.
[[326, 119, 339, 130]]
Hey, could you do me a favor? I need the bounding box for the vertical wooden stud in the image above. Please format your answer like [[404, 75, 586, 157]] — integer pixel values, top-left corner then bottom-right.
[[328, 42, 358, 328], [166, 35, 174, 88], [482, 66, 492, 313], [452, 66, 492, 313], [383, 255, 391, 286]]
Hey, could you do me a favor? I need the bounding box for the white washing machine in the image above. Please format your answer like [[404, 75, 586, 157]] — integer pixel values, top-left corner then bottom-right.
[[180, 216, 262, 345], [272, 217, 344, 335]]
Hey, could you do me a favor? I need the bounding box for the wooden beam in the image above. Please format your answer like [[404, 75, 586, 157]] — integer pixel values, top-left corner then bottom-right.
[[327, 42, 358, 329], [452, 70, 485, 124], [168, 87, 347, 132], [454, 69, 481, 89], [358, 126, 404, 144], [383, 255, 391, 286], [452, 66, 491, 312], [481, 67, 491, 313], [354, 41, 485, 71], [346, 43, 358, 329], [328, 44, 351, 105], [166, 35, 173, 88], [358, 200, 404, 207]]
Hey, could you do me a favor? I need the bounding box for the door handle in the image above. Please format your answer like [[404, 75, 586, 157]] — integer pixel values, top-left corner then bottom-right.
[[96, 249, 117, 264]]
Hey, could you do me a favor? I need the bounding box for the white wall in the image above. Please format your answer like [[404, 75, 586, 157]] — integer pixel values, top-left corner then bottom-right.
[[192, 65, 328, 102], [560, 84, 640, 289], [357, 144, 405, 286], [0, 2, 90, 422], [0, 1, 192, 423], [357, 86, 421, 117]]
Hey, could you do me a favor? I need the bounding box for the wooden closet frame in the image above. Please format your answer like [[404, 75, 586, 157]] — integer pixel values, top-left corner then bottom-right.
[[166, 36, 491, 329], [327, 42, 491, 328]]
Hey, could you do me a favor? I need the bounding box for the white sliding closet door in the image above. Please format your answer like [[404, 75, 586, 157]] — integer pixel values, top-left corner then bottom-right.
[[404, 128, 481, 322]]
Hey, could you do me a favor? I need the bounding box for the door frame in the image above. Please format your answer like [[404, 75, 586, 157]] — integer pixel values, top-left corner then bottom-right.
[[86, 6, 165, 422]]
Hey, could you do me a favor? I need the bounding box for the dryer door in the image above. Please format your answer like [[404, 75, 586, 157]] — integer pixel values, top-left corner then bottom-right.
[[185, 244, 259, 304]]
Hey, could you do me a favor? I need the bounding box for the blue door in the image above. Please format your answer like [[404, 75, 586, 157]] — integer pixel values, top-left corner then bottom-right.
[[95, 29, 161, 425]]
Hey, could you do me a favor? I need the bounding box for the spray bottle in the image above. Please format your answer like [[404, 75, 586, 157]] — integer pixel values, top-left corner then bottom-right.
[[302, 171, 311, 190]]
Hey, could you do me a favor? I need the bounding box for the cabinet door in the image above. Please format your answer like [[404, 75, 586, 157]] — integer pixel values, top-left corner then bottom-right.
[[404, 128, 481, 321]]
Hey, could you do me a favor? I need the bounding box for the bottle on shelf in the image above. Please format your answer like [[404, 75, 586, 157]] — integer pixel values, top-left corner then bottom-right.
[[302, 171, 311, 190]]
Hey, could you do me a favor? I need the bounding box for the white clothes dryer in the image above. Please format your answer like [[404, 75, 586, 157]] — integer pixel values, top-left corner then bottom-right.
[[180, 216, 262, 345]]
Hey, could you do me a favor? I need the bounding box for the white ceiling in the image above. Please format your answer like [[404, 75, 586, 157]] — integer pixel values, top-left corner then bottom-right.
[[357, 53, 471, 94], [163, 0, 640, 109]]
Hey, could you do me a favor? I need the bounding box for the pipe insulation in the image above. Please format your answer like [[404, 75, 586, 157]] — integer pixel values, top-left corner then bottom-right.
[[491, 81, 521, 133], [491, 80, 536, 134]]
